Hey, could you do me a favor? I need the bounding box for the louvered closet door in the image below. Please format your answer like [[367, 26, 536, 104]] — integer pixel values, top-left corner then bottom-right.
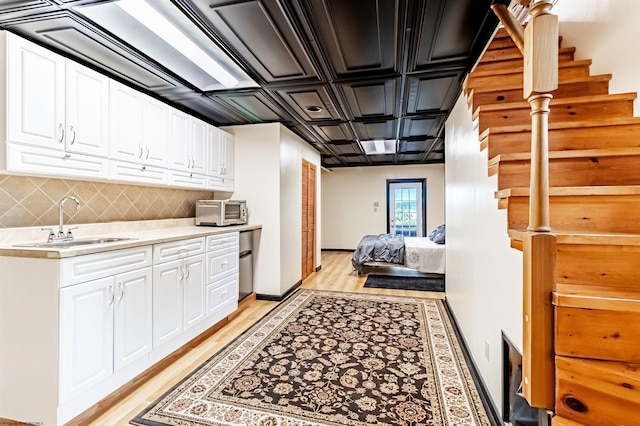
[[302, 160, 316, 279]]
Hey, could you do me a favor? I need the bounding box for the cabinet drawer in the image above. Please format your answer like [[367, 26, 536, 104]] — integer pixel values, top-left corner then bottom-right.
[[60, 246, 152, 287], [153, 237, 205, 264], [206, 232, 239, 251], [7, 143, 109, 179], [206, 274, 238, 316], [207, 246, 239, 282]]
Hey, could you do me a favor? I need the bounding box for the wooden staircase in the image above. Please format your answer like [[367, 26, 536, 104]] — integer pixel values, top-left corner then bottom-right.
[[466, 27, 640, 425]]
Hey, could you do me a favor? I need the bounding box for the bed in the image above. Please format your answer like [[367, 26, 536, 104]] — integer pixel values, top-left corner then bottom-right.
[[351, 225, 446, 275]]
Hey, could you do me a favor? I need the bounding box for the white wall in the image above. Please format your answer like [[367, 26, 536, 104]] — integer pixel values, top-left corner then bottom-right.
[[445, 95, 523, 413], [321, 164, 445, 249], [553, 0, 640, 113], [279, 126, 322, 294], [444, 0, 640, 413], [223, 123, 321, 297], [223, 123, 282, 296]]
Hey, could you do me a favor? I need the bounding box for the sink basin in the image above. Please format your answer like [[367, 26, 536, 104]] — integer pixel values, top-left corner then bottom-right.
[[15, 237, 135, 249]]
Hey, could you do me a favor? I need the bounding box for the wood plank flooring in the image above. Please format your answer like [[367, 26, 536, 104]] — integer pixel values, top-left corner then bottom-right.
[[86, 251, 445, 425]]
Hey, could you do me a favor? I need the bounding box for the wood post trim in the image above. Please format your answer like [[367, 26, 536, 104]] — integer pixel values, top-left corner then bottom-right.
[[523, 232, 556, 409]]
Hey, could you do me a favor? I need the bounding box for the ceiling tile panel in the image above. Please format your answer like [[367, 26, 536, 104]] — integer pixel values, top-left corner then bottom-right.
[[179, 94, 248, 124], [340, 78, 398, 119], [401, 117, 444, 138], [312, 122, 354, 142], [304, 0, 398, 75], [216, 91, 290, 123], [191, 0, 319, 83], [352, 120, 397, 141], [406, 73, 460, 114], [399, 139, 431, 153], [326, 141, 361, 155], [412, 0, 494, 68], [0, 1, 55, 24], [276, 85, 342, 121]]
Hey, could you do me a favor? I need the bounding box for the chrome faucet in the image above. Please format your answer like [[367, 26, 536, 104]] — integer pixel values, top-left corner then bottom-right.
[[57, 196, 81, 239]]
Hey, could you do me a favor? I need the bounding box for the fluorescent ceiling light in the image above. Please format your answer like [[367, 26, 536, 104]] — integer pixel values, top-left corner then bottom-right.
[[361, 139, 397, 155], [115, 0, 239, 88]]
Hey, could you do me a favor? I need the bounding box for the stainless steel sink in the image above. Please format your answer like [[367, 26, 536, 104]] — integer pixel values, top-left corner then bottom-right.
[[15, 237, 135, 249]]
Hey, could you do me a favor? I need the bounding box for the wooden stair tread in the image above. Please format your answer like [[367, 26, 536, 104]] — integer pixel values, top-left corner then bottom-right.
[[496, 185, 640, 199], [466, 74, 611, 97], [474, 92, 637, 115], [479, 116, 640, 138], [479, 46, 575, 63], [554, 284, 640, 312], [509, 229, 640, 246], [468, 58, 593, 79], [488, 147, 640, 167], [552, 416, 584, 426]]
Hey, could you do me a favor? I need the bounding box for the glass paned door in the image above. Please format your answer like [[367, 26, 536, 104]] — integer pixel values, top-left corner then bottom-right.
[[388, 181, 424, 237]]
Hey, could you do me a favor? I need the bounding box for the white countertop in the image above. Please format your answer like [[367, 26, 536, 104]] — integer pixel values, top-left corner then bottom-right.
[[0, 218, 261, 259]]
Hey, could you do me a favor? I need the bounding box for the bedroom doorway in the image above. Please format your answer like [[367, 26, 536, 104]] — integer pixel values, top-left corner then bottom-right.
[[387, 179, 426, 237]]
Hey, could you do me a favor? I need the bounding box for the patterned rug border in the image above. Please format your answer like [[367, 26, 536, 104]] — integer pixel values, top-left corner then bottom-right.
[[131, 289, 491, 426]]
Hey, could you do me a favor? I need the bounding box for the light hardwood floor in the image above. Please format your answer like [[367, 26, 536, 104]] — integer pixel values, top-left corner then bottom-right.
[[87, 251, 444, 425]]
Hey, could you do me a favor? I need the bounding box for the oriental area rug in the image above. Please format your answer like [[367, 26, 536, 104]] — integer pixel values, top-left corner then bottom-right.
[[131, 290, 491, 426]]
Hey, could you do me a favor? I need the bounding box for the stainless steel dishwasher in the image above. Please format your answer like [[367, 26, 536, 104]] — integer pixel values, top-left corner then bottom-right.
[[238, 230, 253, 300]]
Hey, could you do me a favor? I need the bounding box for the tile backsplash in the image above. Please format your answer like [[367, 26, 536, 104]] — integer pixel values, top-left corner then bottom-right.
[[0, 174, 214, 228]]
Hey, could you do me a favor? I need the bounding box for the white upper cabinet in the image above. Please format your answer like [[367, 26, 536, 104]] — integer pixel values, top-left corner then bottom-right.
[[142, 96, 168, 168], [109, 81, 169, 185], [2, 32, 235, 190], [208, 128, 235, 191], [167, 107, 190, 170], [207, 126, 222, 177], [168, 113, 209, 189], [221, 129, 235, 181], [7, 33, 65, 148], [65, 61, 109, 157], [190, 117, 208, 175], [5, 33, 110, 178], [109, 80, 144, 163]]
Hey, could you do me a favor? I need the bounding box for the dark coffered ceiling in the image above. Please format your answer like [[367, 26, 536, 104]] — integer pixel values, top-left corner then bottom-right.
[[0, 0, 500, 168]]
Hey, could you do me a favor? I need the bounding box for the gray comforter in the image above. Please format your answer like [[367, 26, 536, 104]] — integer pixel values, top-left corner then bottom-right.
[[351, 234, 405, 273]]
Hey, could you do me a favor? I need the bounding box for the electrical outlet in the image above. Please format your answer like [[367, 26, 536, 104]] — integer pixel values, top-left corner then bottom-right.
[[484, 340, 490, 361]]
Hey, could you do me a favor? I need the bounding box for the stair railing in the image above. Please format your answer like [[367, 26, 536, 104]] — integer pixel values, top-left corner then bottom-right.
[[491, 0, 557, 410]]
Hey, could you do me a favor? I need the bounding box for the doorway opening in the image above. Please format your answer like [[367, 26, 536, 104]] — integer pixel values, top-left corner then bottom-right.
[[386, 179, 426, 237]]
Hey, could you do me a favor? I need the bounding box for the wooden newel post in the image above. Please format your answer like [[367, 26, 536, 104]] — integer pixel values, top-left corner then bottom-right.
[[528, 93, 552, 231], [525, 0, 557, 231], [522, 0, 558, 410]]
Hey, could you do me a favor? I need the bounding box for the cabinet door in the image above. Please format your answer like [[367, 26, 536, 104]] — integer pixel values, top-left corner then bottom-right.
[[221, 130, 235, 179], [113, 267, 152, 372], [190, 118, 208, 174], [109, 81, 143, 162], [183, 255, 206, 331], [207, 126, 222, 177], [152, 259, 183, 348], [7, 33, 65, 148], [66, 61, 109, 157], [59, 276, 114, 403], [142, 96, 168, 167], [168, 107, 190, 170]]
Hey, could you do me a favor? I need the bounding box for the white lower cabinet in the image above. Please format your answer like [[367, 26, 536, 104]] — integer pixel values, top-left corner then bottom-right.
[[151, 237, 207, 361], [59, 266, 152, 404], [0, 231, 242, 426], [152, 254, 205, 349], [205, 233, 239, 323], [57, 246, 153, 423]]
